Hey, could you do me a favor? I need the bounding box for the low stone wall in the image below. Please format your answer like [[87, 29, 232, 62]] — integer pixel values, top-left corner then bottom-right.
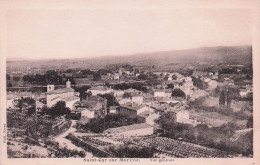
[[67, 133, 114, 157]]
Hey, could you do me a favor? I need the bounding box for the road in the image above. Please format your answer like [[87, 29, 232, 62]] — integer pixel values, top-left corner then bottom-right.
[[54, 120, 94, 158]]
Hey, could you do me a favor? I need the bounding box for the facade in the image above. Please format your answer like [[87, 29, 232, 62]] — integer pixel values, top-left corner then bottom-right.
[[109, 106, 119, 114], [119, 102, 151, 119], [82, 96, 108, 116], [153, 90, 166, 97], [131, 95, 144, 105], [46, 80, 79, 109]]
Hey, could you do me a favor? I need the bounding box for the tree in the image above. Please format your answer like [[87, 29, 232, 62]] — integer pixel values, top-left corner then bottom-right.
[[6, 74, 10, 80], [98, 93, 119, 108], [156, 112, 176, 135], [51, 101, 70, 117], [70, 76, 76, 85], [93, 72, 101, 81], [172, 88, 186, 98], [7, 82, 12, 87], [123, 92, 132, 98], [167, 83, 174, 89], [247, 116, 253, 128], [13, 76, 20, 81], [191, 76, 208, 90]]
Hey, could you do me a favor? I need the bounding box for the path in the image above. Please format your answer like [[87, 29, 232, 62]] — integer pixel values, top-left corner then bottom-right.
[[54, 120, 94, 158]]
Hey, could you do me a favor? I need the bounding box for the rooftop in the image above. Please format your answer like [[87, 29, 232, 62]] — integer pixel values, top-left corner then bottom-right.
[[137, 110, 151, 118], [63, 95, 80, 102], [120, 102, 146, 111], [46, 87, 74, 95], [105, 123, 152, 134]]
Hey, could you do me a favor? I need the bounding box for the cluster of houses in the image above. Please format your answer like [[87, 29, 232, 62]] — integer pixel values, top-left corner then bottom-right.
[[6, 67, 253, 137]]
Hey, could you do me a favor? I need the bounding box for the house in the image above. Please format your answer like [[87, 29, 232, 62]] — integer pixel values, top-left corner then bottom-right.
[[88, 86, 113, 96], [81, 96, 107, 116], [170, 109, 190, 123], [46, 80, 79, 109], [81, 108, 95, 119], [109, 106, 120, 114], [113, 90, 124, 97], [122, 89, 144, 105], [119, 102, 152, 119], [117, 97, 131, 105], [6, 92, 35, 109], [165, 89, 172, 97], [113, 74, 120, 80], [153, 89, 166, 97], [131, 94, 144, 105], [6, 94, 19, 109], [104, 123, 153, 137], [137, 111, 160, 125]]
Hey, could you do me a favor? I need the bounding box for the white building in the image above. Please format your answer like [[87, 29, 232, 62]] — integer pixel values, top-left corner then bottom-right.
[[153, 89, 166, 97], [88, 86, 113, 96], [46, 80, 80, 109], [81, 108, 95, 119]]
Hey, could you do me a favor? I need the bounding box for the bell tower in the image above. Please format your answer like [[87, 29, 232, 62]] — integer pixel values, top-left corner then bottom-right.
[[66, 79, 71, 88]]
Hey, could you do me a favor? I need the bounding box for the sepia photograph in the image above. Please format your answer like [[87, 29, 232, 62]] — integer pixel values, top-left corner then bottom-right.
[[0, 0, 259, 164]]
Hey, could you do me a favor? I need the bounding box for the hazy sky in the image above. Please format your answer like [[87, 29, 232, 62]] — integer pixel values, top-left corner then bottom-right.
[[6, 7, 252, 60]]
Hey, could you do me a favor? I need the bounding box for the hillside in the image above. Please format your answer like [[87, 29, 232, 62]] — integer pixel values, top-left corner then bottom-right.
[[7, 45, 252, 70]]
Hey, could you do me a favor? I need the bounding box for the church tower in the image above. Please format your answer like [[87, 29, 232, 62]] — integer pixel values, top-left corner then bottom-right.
[[66, 79, 71, 88]]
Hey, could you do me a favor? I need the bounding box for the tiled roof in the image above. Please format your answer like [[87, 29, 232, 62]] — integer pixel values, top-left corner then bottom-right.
[[137, 111, 151, 118], [105, 123, 152, 134], [63, 96, 80, 102], [46, 88, 74, 95], [87, 96, 106, 102], [120, 102, 145, 111]]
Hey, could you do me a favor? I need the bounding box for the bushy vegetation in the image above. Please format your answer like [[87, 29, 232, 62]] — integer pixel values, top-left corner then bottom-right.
[[23, 70, 76, 85], [172, 88, 186, 98], [191, 76, 208, 90], [156, 112, 253, 156]]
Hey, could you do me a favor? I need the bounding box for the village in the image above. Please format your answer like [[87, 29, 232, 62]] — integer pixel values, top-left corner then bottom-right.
[[6, 63, 253, 158]]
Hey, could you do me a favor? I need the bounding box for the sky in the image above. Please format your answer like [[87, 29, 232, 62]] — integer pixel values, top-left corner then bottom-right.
[[6, 6, 252, 60]]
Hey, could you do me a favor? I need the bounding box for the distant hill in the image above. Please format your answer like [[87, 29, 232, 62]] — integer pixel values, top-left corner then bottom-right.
[[7, 45, 252, 70]]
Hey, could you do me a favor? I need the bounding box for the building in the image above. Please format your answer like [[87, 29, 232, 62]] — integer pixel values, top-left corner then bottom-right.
[[81, 108, 95, 119], [119, 102, 152, 119], [6, 92, 35, 109], [131, 94, 144, 105], [6, 94, 19, 109], [88, 86, 113, 96], [165, 89, 172, 97], [104, 123, 153, 137], [137, 111, 160, 125], [153, 89, 166, 97], [46, 80, 80, 109], [109, 106, 120, 114], [170, 109, 190, 123], [81, 95, 108, 116], [113, 90, 124, 97]]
